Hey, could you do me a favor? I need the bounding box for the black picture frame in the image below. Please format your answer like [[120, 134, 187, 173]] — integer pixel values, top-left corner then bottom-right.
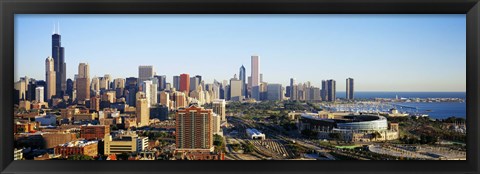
[[1, 0, 479, 174]]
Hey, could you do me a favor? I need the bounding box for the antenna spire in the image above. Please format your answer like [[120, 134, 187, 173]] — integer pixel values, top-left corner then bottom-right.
[[53, 23, 56, 34], [57, 21, 60, 34]]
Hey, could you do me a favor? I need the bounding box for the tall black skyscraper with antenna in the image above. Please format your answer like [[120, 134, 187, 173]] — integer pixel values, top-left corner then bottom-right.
[[52, 23, 66, 97]]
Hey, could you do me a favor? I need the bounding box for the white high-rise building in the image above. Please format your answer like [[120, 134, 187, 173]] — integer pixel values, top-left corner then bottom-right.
[[213, 113, 222, 136], [141, 80, 157, 107], [141, 80, 152, 107], [35, 86, 44, 103]]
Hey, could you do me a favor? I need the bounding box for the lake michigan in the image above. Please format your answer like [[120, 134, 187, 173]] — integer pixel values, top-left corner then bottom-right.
[[336, 91, 466, 119]]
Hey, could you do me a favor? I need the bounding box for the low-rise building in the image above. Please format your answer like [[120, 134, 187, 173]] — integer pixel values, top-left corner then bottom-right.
[[73, 112, 98, 121], [150, 105, 169, 121], [80, 125, 110, 140], [104, 131, 148, 155], [99, 108, 120, 119], [54, 140, 98, 158], [19, 100, 31, 110], [15, 132, 78, 149], [14, 122, 37, 133], [42, 132, 78, 149], [175, 150, 225, 160], [31, 102, 48, 110], [35, 114, 57, 126]]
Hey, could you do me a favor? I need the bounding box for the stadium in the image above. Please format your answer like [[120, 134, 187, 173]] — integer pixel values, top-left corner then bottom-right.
[[297, 113, 398, 142]]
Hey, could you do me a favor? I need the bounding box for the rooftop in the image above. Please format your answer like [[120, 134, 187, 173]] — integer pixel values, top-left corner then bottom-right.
[[246, 128, 264, 136], [57, 140, 98, 147]]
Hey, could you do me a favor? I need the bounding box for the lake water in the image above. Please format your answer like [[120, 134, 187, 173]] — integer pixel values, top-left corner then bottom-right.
[[333, 92, 467, 119], [336, 91, 466, 99], [392, 102, 466, 119]]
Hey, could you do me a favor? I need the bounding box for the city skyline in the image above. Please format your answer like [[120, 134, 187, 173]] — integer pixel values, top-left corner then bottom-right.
[[15, 14, 466, 92]]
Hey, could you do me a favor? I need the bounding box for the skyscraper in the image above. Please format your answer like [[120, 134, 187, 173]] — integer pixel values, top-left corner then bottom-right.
[[310, 87, 321, 101], [195, 75, 202, 85], [125, 77, 138, 106], [52, 25, 66, 97], [176, 105, 213, 151], [136, 93, 150, 127], [102, 74, 112, 90], [173, 76, 180, 90], [190, 76, 199, 92], [113, 78, 125, 98], [212, 99, 226, 121], [141, 80, 154, 107], [138, 65, 154, 84], [90, 96, 100, 112], [212, 113, 222, 136], [45, 56, 56, 100], [239, 65, 246, 97], [251, 55, 260, 100], [159, 91, 170, 109], [113, 78, 125, 89], [290, 78, 297, 101], [229, 76, 243, 101], [35, 86, 44, 103], [180, 74, 190, 94], [14, 77, 27, 100], [346, 78, 354, 100], [285, 86, 291, 98], [66, 78, 73, 99], [174, 91, 187, 110], [259, 82, 268, 101], [76, 63, 90, 103], [267, 84, 282, 101], [326, 79, 336, 102], [154, 75, 167, 91], [91, 77, 100, 95]]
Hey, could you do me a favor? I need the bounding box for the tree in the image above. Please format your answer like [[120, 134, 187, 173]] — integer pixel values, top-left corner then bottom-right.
[[243, 142, 255, 153], [16, 127, 25, 133], [301, 129, 318, 139], [329, 132, 341, 142], [371, 131, 382, 141], [117, 152, 130, 160], [213, 134, 225, 152], [68, 154, 94, 160]]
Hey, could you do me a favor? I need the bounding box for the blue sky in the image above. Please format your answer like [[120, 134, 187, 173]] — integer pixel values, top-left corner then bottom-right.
[[15, 14, 466, 92]]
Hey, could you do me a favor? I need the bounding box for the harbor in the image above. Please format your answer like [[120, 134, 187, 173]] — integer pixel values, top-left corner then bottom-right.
[[320, 101, 466, 119]]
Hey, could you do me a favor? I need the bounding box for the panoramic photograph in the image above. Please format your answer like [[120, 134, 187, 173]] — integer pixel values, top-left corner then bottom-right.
[[13, 14, 466, 160]]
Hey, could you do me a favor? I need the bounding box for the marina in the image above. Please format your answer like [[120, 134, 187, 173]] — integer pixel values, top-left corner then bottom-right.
[[321, 101, 466, 119]]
